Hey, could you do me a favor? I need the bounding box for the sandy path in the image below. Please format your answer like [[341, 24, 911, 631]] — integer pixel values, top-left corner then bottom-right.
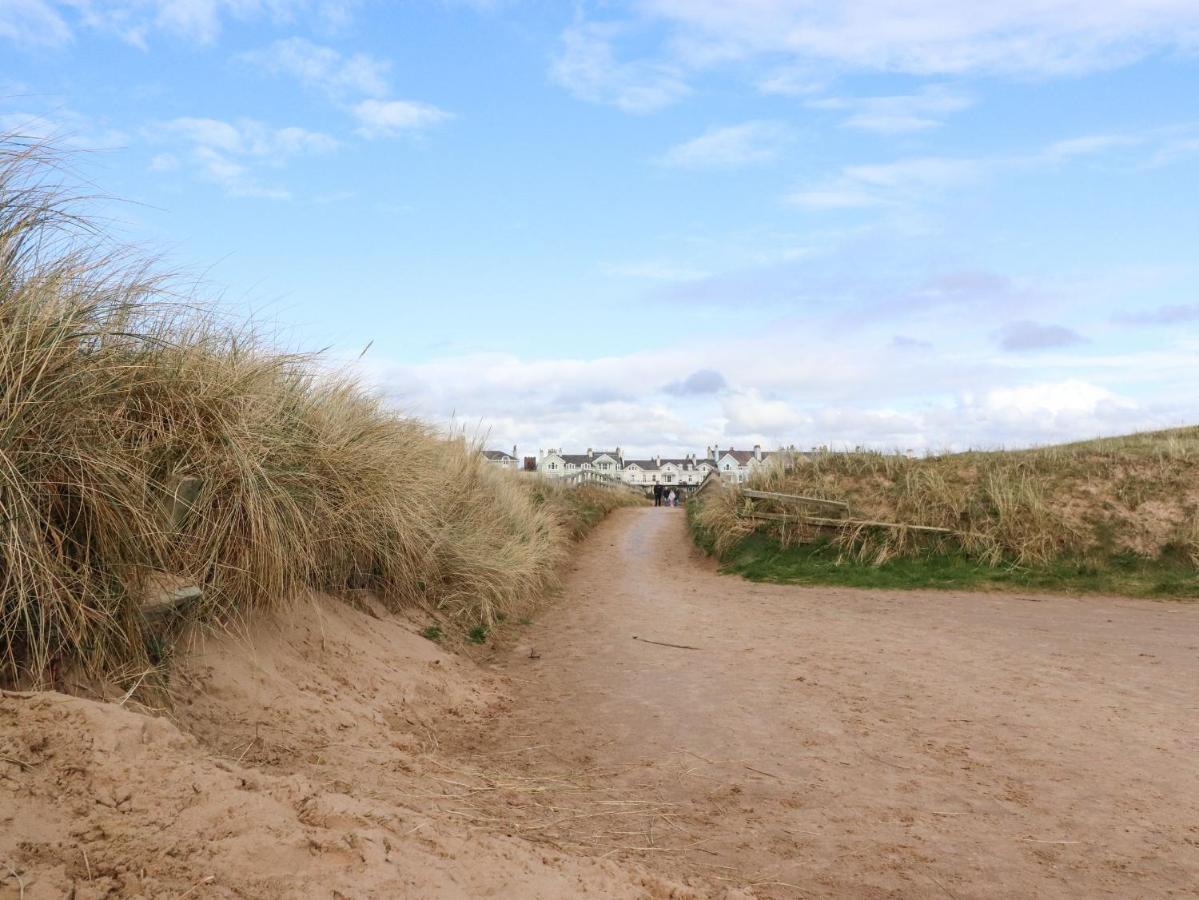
[[451, 507, 1199, 898]]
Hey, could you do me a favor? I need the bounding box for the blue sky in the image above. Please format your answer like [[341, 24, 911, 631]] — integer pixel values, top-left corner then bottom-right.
[[4, 0, 1199, 455]]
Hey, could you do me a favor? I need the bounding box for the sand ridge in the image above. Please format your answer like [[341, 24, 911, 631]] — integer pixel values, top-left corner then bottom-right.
[[0, 593, 697, 898]]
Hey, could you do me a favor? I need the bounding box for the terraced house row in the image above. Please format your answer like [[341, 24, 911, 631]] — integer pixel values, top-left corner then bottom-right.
[[533, 446, 777, 485]]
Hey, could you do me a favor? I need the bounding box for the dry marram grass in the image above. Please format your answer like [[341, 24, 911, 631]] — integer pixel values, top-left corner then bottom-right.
[[695, 433, 1199, 567], [0, 136, 637, 685]]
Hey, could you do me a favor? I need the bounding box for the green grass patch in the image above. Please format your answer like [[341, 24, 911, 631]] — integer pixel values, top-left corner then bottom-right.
[[707, 532, 1199, 600]]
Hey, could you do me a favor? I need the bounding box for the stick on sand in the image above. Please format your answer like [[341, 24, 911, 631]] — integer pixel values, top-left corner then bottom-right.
[[632, 636, 702, 651]]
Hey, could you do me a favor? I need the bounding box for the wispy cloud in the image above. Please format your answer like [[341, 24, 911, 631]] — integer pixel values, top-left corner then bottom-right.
[[810, 84, 973, 133], [351, 99, 452, 138], [788, 155, 984, 208], [242, 37, 390, 99], [242, 36, 452, 140], [0, 0, 70, 47], [62, 0, 358, 49], [153, 116, 338, 198], [551, 22, 689, 114], [658, 120, 792, 169], [1113, 303, 1199, 325], [787, 128, 1180, 211], [996, 320, 1086, 352], [0, 108, 127, 149], [606, 260, 708, 281], [634, 1, 1199, 78]]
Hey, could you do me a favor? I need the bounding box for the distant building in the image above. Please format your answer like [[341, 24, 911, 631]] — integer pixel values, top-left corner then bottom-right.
[[533, 444, 781, 486], [715, 446, 775, 483], [481, 446, 519, 470]]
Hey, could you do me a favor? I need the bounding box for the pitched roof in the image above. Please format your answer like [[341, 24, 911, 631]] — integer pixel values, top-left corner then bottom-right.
[[482, 450, 515, 461], [623, 459, 660, 471], [721, 449, 774, 465]]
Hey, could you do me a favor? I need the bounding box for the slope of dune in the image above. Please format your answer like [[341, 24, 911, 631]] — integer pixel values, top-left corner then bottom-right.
[[0, 593, 700, 899]]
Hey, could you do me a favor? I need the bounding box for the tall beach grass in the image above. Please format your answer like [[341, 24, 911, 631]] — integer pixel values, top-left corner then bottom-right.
[[693, 429, 1199, 580], [0, 137, 636, 686]]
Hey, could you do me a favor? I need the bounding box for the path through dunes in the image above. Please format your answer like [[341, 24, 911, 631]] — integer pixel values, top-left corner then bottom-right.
[[446, 507, 1199, 898]]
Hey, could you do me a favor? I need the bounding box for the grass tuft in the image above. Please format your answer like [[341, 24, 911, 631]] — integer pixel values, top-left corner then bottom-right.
[[690, 430, 1199, 599], [0, 136, 640, 686]]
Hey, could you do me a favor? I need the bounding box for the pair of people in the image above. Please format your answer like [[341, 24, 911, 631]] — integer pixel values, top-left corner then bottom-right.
[[652, 483, 678, 507]]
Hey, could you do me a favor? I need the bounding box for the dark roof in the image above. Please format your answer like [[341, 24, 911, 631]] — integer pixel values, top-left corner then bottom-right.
[[623, 457, 714, 471], [623, 459, 659, 471], [553, 450, 621, 465], [482, 450, 515, 461], [722, 449, 774, 465]]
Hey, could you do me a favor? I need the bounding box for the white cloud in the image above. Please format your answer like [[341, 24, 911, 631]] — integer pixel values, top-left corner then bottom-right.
[[982, 379, 1130, 418], [551, 22, 689, 114], [163, 116, 337, 156], [659, 121, 792, 169], [810, 84, 974, 133], [0, 109, 127, 149], [347, 312, 1196, 456], [548, 2, 1199, 112], [0, 0, 70, 47], [637, 0, 1199, 77], [153, 115, 338, 198], [242, 37, 389, 99], [606, 260, 709, 281], [788, 155, 985, 209], [148, 152, 179, 171], [351, 99, 452, 138], [996, 320, 1086, 352], [756, 64, 827, 97], [64, 0, 357, 48], [786, 127, 1180, 211]]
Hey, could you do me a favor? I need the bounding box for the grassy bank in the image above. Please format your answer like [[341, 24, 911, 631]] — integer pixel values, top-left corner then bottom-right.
[[700, 530, 1199, 599], [689, 430, 1199, 599], [0, 138, 638, 685]]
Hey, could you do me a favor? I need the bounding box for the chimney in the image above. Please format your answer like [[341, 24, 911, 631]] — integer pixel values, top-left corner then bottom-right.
[[706, 446, 713, 460], [587, 447, 592, 456], [615, 446, 621, 462], [754, 444, 762, 461], [512, 444, 517, 460], [654, 454, 661, 467]]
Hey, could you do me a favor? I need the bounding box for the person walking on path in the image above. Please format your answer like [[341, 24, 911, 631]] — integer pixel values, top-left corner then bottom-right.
[[667, 488, 677, 508], [653, 483, 663, 507]]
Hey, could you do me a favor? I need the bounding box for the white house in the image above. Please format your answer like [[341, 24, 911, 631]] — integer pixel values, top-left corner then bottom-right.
[[537, 448, 624, 483], [715, 446, 775, 483], [481, 446, 519, 470], [619, 453, 716, 486], [535, 444, 783, 487]]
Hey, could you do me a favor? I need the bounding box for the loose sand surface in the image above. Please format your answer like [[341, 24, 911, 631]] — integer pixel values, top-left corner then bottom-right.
[[446, 507, 1199, 898], [2, 506, 1197, 897]]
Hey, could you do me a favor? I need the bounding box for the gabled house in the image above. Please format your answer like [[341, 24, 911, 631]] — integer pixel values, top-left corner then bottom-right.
[[536, 444, 781, 487], [715, 445, 774, 483], [481, 446, 519, 470], [537, 447, 624, 481]]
